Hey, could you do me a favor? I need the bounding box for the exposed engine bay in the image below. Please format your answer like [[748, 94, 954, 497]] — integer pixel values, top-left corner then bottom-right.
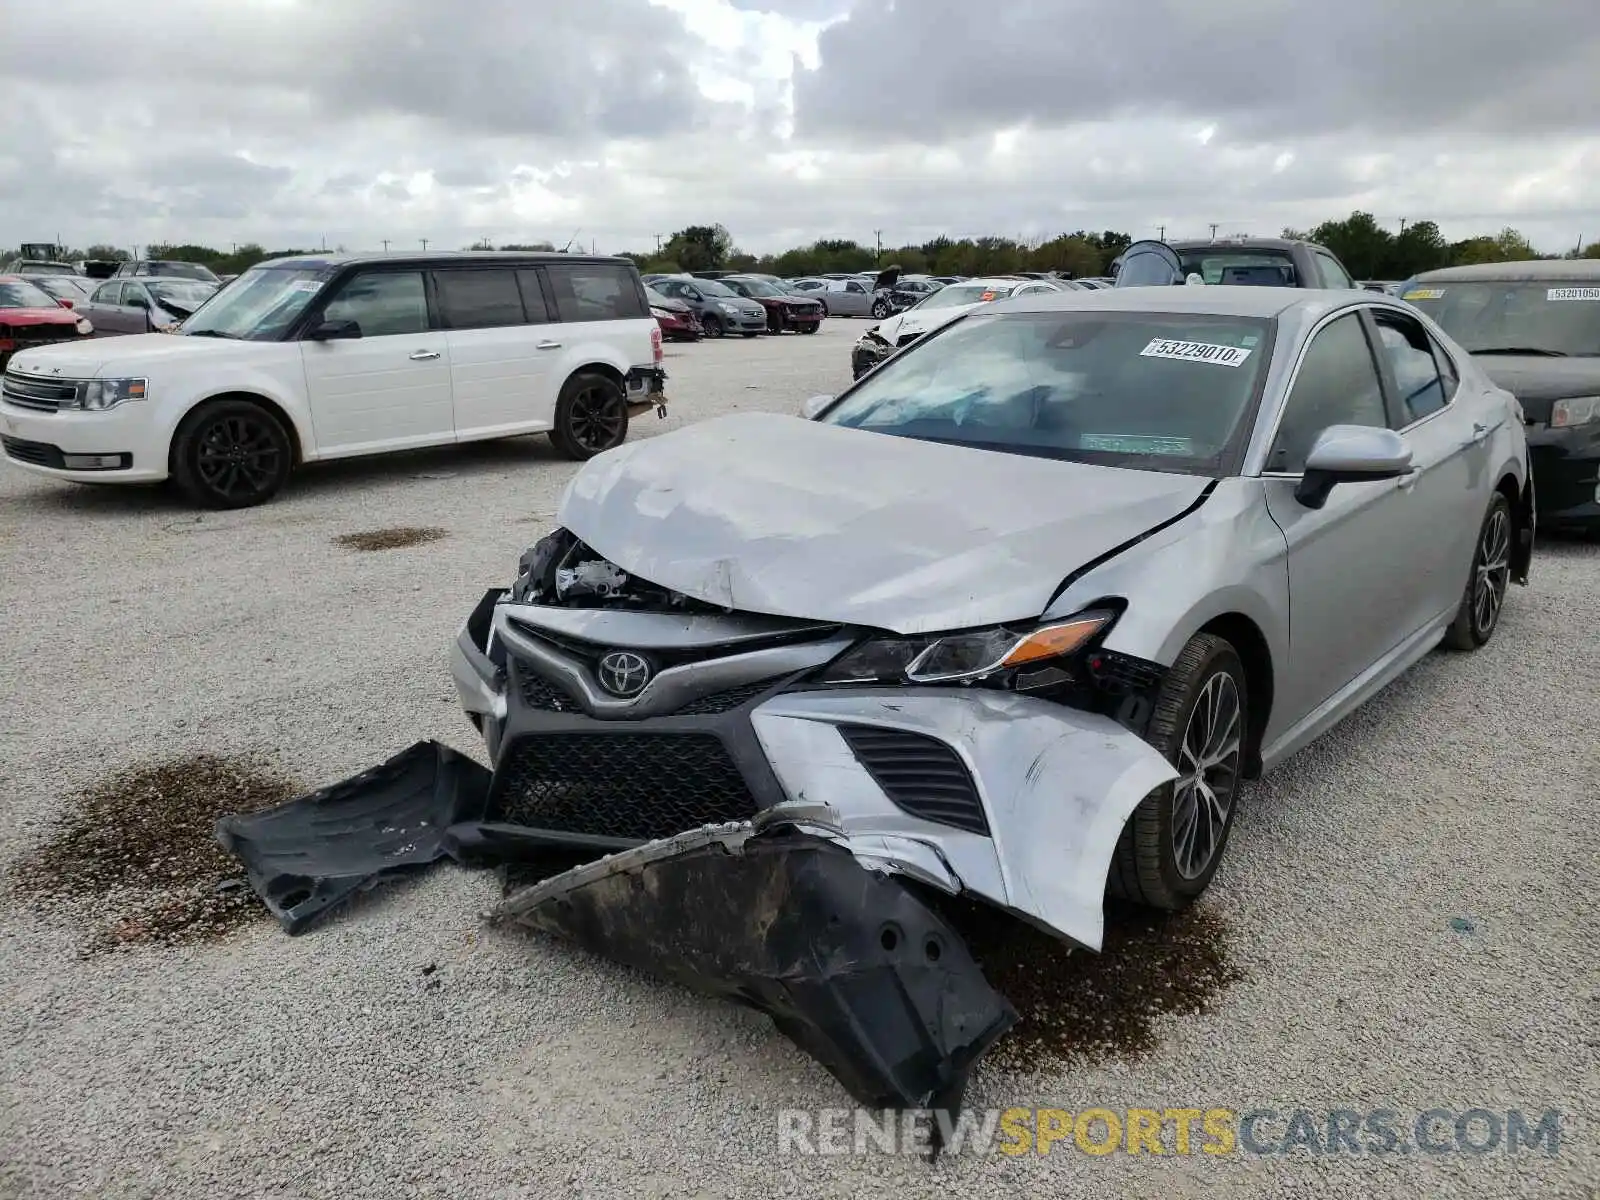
[[511, 528, 730, 614]]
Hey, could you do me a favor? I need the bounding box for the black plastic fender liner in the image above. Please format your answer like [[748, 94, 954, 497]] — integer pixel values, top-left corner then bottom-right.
[[490, 823, 1016, 1127], [215, 741, 492, 934]]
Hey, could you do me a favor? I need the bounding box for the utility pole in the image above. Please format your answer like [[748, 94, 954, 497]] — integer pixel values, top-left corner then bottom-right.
[[1399, 217, 1408, 235], [321, 235, 328, 252], [420, 238, 429, 251], [1157, 224, 1166, 240], [874, 229, 883, 263], [653, 233, 663, 253], [1209, 223, 1219, 241], [381, 239, 390, 253]]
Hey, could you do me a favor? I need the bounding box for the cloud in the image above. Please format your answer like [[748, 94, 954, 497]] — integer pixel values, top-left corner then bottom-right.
[[1, 0, 1598, 257]]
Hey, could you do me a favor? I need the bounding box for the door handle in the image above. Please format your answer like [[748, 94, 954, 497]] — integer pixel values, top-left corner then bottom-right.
[[409, 349, 440, 360], [536, 340, 562, 350], [1471, 421, 1490, 443]]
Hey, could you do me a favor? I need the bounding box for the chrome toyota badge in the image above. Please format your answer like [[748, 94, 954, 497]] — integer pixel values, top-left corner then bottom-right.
[[597, 650, 652, 698]]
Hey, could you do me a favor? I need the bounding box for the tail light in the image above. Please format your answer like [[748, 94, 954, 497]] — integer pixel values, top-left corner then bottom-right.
[[56, 298, 73, 309], [651, 325, 663, 364]]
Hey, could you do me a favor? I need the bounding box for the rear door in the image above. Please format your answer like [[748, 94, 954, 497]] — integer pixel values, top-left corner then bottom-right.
[[542, 260, 654, 378], [299, 267, 454, 454], [84, 282, 145, 334], [433, 265, 554, 440]]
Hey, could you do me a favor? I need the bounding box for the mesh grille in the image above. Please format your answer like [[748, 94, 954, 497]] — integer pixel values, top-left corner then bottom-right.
[[518, 670, 584, 713], [673, 679, 777, 716], [491, 733, 758, 842], [837, 724, 989, 836]]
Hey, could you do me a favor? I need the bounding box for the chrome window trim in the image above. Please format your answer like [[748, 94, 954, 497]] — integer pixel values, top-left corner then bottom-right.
[[1243, 300, 1375, 476]]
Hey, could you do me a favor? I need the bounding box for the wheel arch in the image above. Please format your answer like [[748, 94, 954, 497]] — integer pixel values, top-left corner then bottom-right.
[[169, 390, 305, 471], [1196, 611, 1274, 779], [1497, 470, 1533, 585]]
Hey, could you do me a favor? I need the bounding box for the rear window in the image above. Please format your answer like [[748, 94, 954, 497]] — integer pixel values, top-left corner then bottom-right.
[[0, 279, 59, 308], [545, 263, 647, 322], [916, 283, 1015, 309], [1178, 250, 1299, 287], [434, 268, 528, 330], [1402, 281, 1600, 356]]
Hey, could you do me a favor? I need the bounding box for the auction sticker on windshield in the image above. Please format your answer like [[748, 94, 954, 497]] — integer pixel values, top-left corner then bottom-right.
[[1547, 287, 1600, 301], [1402, 287, 1444, 301], [1140, 338, 1253, 367]]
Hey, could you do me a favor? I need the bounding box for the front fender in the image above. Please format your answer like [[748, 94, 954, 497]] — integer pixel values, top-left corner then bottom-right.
[[749, 690, 1178, 951]]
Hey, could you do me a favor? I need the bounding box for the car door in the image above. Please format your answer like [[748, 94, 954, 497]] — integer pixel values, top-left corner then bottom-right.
[[1260, 309, 1430, 730], [119, 283, 159, 332], [433, 265, 551, 440], [89, 282, 147, 334], [298, 267, 454, 455], [77, 282, 121, 333], [1363, 306, 1489, 628], [835, 279, 870, 315]]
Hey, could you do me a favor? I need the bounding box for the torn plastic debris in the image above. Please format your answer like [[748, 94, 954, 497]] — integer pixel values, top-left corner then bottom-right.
[[214, 740, 490, 934], [489, 820, 1017, 1130]]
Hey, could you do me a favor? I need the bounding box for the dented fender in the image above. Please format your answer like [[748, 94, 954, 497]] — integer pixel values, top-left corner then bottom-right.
[[748, 690, 1179, 951]]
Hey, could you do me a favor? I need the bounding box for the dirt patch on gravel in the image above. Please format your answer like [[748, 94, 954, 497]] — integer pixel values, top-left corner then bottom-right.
[[6, 755, 298, 954], [956, 900, 1244, 1070], [333, 526, 446, 552]]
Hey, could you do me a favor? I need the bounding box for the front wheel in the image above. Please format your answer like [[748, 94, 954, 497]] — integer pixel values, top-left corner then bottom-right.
[[1108, 633, 1247, 911], [549, 371, 629, 461], [170, 397, 292, 509], [1443, 492, 1512, 650], [870, 299, 890, 319], [701, 313, 725, 338]]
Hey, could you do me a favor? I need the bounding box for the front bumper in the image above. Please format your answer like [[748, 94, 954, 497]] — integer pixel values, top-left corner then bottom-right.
[[1527, 421, 1600, 528], [452, 589, 1178, 951], [851, 335, 893, 378], [0, 396, 169, 482]]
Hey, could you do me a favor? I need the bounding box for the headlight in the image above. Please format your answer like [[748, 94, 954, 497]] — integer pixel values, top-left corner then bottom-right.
[[1551, 396, 1600, 428], [718, 302, 739, 314], [60, 377, 148, 412], [650, 307, 673, 320], [819, 610, 1117, 687], [75, 318, 93, 335]]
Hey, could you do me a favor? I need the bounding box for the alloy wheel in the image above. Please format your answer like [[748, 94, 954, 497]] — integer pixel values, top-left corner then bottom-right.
[[195, 413, 284, 503], [567, 383, 626, 452], [1171, 671, 1242, 880], [1473, 506, 1512, 636]]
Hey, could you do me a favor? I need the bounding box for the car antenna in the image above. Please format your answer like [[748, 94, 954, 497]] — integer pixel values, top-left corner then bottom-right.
[[560, 228, 582, 253]]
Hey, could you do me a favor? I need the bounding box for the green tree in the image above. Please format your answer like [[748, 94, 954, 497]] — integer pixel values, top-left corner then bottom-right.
[[499, 241, 555, 251], [82, 244, 130, 262], [1028, 234, 1102, 277], [1388, 220, 1450, 277], [1308, 211, 1394, 279], [662, 224, 734, 272], [1451, 227, 1540, 265]]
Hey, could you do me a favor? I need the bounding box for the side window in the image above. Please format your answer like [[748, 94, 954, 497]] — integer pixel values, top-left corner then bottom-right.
[[1430, 332, 1460, 399], [319, 270, 429, 337], [433, 269, 525, 330], [654, 279, 682, 298], [92, 283, 122, 305], [845, 281, 865, 294], [1315, 251, 1355, 290], [545, 263, 648, 322], [1267, 313, 1388, 473], [514, 270, 553, 323], [1372, 312, 1448, 424], [125, 284, 151, 306]]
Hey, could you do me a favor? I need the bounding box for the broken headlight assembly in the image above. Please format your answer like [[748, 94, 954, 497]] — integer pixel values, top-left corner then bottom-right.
[[818, 609, 1118, 692]]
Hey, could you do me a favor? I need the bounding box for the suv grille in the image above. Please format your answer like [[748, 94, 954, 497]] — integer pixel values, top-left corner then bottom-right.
[[490, 733, 758, 843], [837, 724, 989, 835], [2, 371, 79, 412]]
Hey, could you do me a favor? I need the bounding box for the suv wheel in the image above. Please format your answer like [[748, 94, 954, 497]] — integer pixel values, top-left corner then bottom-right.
[[549, 371, 629, 461], [170, 397, 293, 509]]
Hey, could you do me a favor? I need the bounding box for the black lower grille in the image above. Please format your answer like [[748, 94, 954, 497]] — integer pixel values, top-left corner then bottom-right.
[[491, 733, 758, 842], [837, 724, 989, 835], [0, 435, 63, 468], [673, 679, 778, 716], [518, 669, 583, 713]]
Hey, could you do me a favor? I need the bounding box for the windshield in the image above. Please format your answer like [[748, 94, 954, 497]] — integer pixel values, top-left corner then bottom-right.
[[180, 265, 330, 340], [1402, 281, 1600, 356], [149, 261, 219, 282], [821, 310, 1273, 474], [733, 279, 782, 298], [695, 279, 737, 298], [914, 283, 1016, 310], [33, 277, 91, 299], [0, 279, 59, 308], [1176, 249, 1298, 287], [149, 280, 218, 310], [646, 287, 673, 308]]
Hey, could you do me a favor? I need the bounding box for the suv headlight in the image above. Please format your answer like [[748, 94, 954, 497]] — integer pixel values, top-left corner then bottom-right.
[[818, 609, 1117, 687], [1551, 396, 1600, 428], [57, 378, 149, 412]]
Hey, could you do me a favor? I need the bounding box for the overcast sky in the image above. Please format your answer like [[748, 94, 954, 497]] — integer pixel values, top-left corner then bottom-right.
[[4, 0, 1600, 256]]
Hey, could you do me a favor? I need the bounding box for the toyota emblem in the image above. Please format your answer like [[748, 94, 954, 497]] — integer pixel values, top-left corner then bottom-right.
[[597, 650, 652, 698]]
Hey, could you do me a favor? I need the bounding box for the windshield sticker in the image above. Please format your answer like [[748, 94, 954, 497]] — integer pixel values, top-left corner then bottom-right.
[[1547, 287, 1600, 301], [1402, 287, 1444, 301], [289, 280, 322, 292], [1080, 434, 1196, 455], [1139, 338, 1252, 368]]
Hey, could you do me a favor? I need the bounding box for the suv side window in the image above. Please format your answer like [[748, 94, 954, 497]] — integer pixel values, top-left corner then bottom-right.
[[1371, 310, 1450, 424], [319, 270, 429, 336], [92, 283, 122, 305], [1267, 312, 1388, 473], [433, 268, 526, 330], [1315, 250, 1355, 290], [515, 269, 554, 323], [545, 263, 647, 322]]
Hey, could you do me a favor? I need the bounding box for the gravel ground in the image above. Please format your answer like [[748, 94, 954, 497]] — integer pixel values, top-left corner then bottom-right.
[[1, 320, 1595, 1199]]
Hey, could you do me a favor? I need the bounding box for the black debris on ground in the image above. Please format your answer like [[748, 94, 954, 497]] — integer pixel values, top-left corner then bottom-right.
[[333, 526, 447, 552], [6, 755, 299, 955], [952, 899, 1244, 1070]]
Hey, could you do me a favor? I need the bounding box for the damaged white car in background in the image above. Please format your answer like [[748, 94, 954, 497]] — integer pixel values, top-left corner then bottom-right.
[[220, 284, 1532, 1138]]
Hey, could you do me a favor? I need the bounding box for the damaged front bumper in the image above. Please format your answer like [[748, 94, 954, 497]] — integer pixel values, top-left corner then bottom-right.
[[452, 588, 1178, 952]]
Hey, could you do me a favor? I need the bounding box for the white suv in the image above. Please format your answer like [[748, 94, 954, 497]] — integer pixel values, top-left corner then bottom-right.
[[0, 252, 668, 508]]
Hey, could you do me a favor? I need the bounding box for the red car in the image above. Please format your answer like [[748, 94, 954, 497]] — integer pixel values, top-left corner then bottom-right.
[[647, 286, 703, 342], [721, 275, 825, 334], [0, 276, 94, 370]]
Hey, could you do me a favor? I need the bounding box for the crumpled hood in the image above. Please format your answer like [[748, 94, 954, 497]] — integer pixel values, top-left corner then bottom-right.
[[874, 304, 981, 344], [1473, 355, 1600, 422], [557, 411, 1211, 634]]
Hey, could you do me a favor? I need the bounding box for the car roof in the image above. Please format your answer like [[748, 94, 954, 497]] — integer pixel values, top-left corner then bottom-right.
[[258, 251, 636, 270], [1410, 259, 1600, 283], [990, 284, 1366, 320], [116, 275, 218, 285]]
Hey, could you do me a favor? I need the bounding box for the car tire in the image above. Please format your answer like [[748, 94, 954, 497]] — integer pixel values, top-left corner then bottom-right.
[[1443, 492, 1513, 651], [870, 299, 890, 319], [1108, 633, 1248, 911], [170, 397, 293, 510], [548, 371, 630, 461], [702, 313, 725, 338]]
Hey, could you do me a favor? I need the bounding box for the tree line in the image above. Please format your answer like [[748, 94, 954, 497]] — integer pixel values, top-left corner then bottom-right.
[[14, 213, 1598, 282]]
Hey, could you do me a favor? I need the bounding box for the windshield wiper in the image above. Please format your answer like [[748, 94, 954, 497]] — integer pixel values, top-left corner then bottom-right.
[[1469, 346, 1567, 357], [183, 329, 236, 339]]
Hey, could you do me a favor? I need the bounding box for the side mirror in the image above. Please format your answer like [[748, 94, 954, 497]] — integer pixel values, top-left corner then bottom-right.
[[1294, 425, 1414, 509], [801, 394, 833, 420], [308, 318, 362, 341]]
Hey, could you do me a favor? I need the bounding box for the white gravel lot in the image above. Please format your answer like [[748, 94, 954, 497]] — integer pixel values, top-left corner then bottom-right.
[[1, 319, 1596, 1200]]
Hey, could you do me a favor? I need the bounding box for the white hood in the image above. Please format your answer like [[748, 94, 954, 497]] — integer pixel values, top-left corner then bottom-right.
[[556, 412, 1210, 634], [873, 303, 979, 344], [6, 332, 264, 379]]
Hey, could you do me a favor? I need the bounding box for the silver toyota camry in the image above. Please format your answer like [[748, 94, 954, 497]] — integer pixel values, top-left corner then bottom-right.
[[452, 284, 1531, 969]]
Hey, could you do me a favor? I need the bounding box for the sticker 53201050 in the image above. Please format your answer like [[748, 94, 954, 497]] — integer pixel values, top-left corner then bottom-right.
[[1140, 338, 1253, 367], [1547, 287, 1600, 301]]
